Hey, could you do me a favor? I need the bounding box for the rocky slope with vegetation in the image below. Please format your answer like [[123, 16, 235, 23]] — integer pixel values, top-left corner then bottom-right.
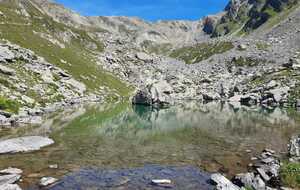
[[0, 0, 299, 121]]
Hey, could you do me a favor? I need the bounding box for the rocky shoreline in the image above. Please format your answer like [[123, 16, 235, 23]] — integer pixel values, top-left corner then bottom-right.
[[211, 135, 300, 190]]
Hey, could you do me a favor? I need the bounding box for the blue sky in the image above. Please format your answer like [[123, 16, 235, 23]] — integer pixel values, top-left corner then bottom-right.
[[54, 0, 229, 21]]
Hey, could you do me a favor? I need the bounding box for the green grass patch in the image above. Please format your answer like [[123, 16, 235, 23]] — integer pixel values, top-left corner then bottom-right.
[[256, 42, 270, 51], [0, 96, 19, 113], [281, 162, 300, 188], [264, 2, 300, 29], [229, 57, 263, 67], [140, 40, 172, 55], [170, 42, 234, 64]]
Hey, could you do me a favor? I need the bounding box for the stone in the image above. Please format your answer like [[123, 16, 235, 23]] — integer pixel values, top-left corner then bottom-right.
[[263, 149, 275, 154], [296, 99, 300, 107], [0, 65, 15, 76], [132, 88, 152, 105], [21, 95, 35, 105], [0, 136, 54, 154], [256, 168, 271, 182], [229, 95, 242, 102], [202, 92, 221, 101], [0, 46, 15, 62], [252, 176, 266, 190], [261, 157, 275, 164], [288, 135, 300, 157], [240, 94, 258, 106], [49, 164, 58, 169], [268, 87, 289, 103], [0, 184, 22, 190], [234, 172, 255, 187], [136, 52, 152, 62], [0, 174, 21, 186], [39, 177, 58, 187], [151, 179, 172, 187], [149, 80, 173, 105], [238, 44, 247, 50], [266, 80, 278, 89], [0, 168, 23, 175], [210, 173, 240, 190]]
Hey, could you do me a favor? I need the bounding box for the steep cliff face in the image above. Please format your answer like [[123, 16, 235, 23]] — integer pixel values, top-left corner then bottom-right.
[[204, 0, 299, 37]]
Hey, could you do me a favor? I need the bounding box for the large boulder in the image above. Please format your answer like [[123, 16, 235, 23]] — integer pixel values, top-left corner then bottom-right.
[[149, 80, 173, 105], [268, 87, 289, 103], [132, 80, 173, 107], [240, 93, 259, 106], [132, 88, 152, 106]]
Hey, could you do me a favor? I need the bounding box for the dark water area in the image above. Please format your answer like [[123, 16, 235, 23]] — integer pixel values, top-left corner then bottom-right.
[[0, 101, 299, 189], [46, 165, 213, 190]]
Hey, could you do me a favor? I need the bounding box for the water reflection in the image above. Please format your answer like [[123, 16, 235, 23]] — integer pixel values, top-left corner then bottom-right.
[[0, 101, 299, 189]]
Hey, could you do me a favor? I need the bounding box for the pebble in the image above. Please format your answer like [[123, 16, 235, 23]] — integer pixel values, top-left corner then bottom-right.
[[49, 164, 58, 169]]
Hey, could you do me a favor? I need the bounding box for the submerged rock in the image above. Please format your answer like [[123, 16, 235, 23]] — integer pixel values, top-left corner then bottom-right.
[[40, 177, 58, 187], [0, 136, 54, 154], [0, 168, 23, 175]]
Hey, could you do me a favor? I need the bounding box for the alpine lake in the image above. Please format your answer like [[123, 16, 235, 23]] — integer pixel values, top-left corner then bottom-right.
[[0, 101, 300, 189]]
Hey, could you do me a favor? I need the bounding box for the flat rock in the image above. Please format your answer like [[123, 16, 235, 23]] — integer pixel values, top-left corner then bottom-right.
[[0, 184, 22, 190], [256, 168, 271, 182], [40, 177, 58, 187], [0, 168, 23, 175], [0, 174, 21, 186], [136, 52, 152, 61], [0, 136, 54, 154]]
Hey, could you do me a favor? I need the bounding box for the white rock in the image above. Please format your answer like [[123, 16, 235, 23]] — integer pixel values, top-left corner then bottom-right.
[[0, 168, 23, 175], [136, 52, 152, 61], [0, 174, 21, 186], [21, 95, 35, 105], [39, 177, 58, 187], [211, 173, 240, 190], [0, 46, 14, 62], [0, 184, 22, 190], [0, 136, 54, 154], [0, 65, 15, 76], [151, 179, 172, 184]]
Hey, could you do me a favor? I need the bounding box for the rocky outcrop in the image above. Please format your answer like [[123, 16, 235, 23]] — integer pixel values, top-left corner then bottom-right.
[[205, 0, 299, 36], [132, 80, 173, 107]]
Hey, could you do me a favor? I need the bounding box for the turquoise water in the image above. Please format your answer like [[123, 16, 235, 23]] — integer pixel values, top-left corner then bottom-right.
[[0, 101, 299, 188]]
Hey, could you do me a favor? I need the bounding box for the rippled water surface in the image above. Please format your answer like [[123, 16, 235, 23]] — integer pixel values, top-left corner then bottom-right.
[[0, 101, 300, 189]]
